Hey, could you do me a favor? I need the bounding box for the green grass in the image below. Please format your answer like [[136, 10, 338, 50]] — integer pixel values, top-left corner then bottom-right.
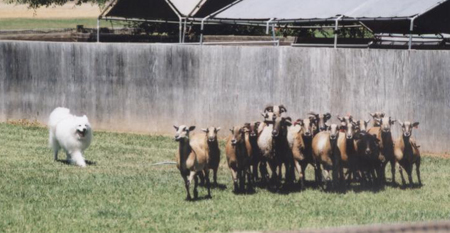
[[0, 18, 97, 30], [0, 122, 449, 233]]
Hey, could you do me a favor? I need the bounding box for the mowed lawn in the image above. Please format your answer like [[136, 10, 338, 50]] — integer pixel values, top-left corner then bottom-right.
[[0, 122, 449, 233], [0, 18, 98, 30]]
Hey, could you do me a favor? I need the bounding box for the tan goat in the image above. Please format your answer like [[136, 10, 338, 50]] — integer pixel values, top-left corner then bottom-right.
[[173, 125, 211, 200], [226, 126, 252, 192], [201, 127, 221, 185], [394, 121, 421, 188], [369, 112, 385, 127], [367, 116, 396, 185], [312, 124, 342, 190]]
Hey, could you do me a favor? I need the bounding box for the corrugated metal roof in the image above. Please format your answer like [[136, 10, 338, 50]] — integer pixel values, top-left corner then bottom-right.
[[213, 0, 447, 20]]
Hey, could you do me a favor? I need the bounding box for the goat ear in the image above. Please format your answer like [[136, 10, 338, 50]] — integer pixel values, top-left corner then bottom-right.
[[365, 119, 371, 124], [295, 119, 304, 126], [229, 128, 233, 133], [337, 115, 344, 122], [264, 106, 273, 113], [202, 128, 208, 133], [324, 113, 331, 119], [279, 105, 287, 113], [369, 112, 375, 117], [390, 118, 397, 124], [261, 112, 266, 117], [215, 127, 221, 132], [189, 126, 196, 131], [397, 120, 404, 126], [255, 121, 261, 127], [325, 122, 331, 127], [380, 112, 385, 117], [351, 121, 358, 127], [412, 122, 419, 128], [173, 125, 179, 131], [285, 117, 292, 122], [244, 123, 251, 128]]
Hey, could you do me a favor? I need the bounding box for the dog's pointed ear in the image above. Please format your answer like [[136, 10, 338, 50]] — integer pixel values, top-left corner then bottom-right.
[[173, 125, 179, 131], [83, 115, 88, 120], [188, 126, 196, 131]]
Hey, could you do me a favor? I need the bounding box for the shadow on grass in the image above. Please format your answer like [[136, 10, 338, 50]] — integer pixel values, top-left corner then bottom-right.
[[55, 159, 97, 166]]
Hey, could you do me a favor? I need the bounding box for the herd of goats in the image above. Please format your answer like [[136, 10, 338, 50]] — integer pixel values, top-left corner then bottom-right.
[[173, 105, 421, 200]]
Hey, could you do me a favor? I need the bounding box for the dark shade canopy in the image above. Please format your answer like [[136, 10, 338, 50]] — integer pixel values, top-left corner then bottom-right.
[[104, 0, 237, 20]]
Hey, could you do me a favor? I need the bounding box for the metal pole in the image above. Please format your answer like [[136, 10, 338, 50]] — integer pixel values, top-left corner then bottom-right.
[[182, 18, 187, 43], [266, 18, 274, 34], [334, 15, 343, 49], [179, 18, 182, 43], [97, 18, 100, 43], [271, 24, 277, 46], [408, 15, 419, 50], [200, 17, 209, 45]]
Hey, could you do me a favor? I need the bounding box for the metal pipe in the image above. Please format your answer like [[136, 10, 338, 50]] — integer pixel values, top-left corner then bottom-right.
[[266, 18, 274, 34], [334, 15, 344, 49], [179, 18, 182, 43], [97, 18, 100, 43], [182, 18, 187, 43], [408, 15, 419, 50]]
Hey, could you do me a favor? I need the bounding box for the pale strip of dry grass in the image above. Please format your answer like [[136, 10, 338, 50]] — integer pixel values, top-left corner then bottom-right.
[[0, 0, 101, 19]]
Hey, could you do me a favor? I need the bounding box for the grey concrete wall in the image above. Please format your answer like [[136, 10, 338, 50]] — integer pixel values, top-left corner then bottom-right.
[[1, 41, 449, 153]]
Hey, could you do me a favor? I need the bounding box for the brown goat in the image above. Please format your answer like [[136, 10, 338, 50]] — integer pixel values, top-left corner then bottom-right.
[[336, 118, 358, 185], [173, 125, 211, 200], [367, 116, 396, 185], [201, 127, 221, 185], [369, 112, 385, 127], [312, 124, 342, 190], [394, 121, 421, 188], [308, 111, 331, 133], [244, 122, 262, 182], [294, 116, 320, 185], [226, 126, 252, 192]]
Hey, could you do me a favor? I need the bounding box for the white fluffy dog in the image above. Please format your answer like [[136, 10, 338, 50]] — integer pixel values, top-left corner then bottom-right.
[[48, 107, 93, 167]]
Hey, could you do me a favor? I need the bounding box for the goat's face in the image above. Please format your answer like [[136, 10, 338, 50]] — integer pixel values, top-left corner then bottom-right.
[[173, 125, 195, 141], [272, 117, 292, 138], [202, 127, 221, 142], [230, 126, 246, 145], [356, 119, 370, 133], [398, 121, 419, 138], [328, 124, 340, 140], [354, 132, 380, 157], [261, 112, 276, 124], [369, 112, 385, 126], [245, 122, 260, 138], [309, 112, 331, 131], [264, 105, 287, 117], [379, 116, 396, 133], [337, 115, 355, 139], [295, 117, 314, 138]]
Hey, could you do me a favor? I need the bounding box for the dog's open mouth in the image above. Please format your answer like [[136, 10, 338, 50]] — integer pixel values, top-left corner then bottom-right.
[[77, 130, 86, 138]]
